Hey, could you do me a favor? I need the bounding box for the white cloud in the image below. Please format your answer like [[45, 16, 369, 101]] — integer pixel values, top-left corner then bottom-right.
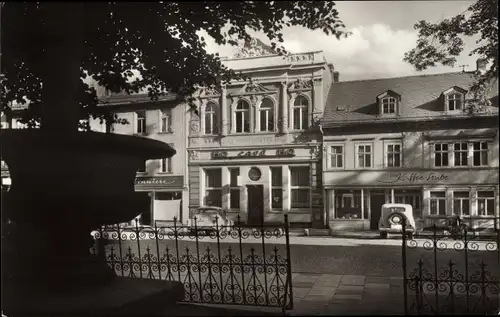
[[198, 21, 478, 81]]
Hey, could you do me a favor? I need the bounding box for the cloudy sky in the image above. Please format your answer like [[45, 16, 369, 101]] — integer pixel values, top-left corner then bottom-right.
[[200, 1, 479, 82]]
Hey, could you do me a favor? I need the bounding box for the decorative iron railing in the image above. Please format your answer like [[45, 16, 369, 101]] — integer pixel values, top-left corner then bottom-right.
[[91, 214, 293, 311], [401, 218, 500, 315]]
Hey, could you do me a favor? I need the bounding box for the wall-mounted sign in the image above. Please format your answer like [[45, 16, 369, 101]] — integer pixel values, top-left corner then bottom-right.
[[135, 175, 184, 189], [377, 172, 449, 184], [248, 167, 262, 181], [211, 148, 295, 160]]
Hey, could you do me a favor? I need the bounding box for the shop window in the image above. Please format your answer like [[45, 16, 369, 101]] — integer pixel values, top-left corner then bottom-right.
[[271, 166, 283, 210], [477, 191, 495, 216], [259, 98, 274, 132], [473, 142, 488, 166], [430, 191, 446, 216], [334, 190, 367, 219], [235, 100, 251, 133], [160, 108, 172, 133], [386, 143, 402, 168], [204, 168, 222, 207], [204, 102, 219, 135], [401, 194, 423, 219], [290, 166, 310, 208], [356, 144, 372, 168], [452, 191, 470, 216], [330, 145, 344, 168], [229, 168, 240, 209], [292, 96, 309, 130], [434, 143, 449, 167], [156, 192, 182, 200], [453, 142, 468, 167]]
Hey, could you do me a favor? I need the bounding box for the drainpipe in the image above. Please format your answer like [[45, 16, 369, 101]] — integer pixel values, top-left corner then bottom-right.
[[318, 123, 327, 228]]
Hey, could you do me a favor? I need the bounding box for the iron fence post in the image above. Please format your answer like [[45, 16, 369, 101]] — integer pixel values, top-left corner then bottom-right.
[[432, 224, 439, 315], [284, 214, 293, 312], [402, 217, 408, 314], [134, 218, 143, 279]]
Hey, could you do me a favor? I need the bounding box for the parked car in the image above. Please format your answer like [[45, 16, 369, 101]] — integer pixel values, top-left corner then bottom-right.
[[378, 203, 416, 239], [187, 206, 234, 234]]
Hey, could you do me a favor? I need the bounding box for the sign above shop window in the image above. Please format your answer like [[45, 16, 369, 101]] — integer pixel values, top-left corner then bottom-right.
[[135, 175, 184, 189], [377, 172, 449, 184], [211, 148, 295, 160]]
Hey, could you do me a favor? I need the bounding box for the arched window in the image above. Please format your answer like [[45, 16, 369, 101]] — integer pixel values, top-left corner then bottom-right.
[[259, 98, 274, 132], [293, 96, 309, 130], [204, 102, 218, 134], [235, 100, 250, 133]]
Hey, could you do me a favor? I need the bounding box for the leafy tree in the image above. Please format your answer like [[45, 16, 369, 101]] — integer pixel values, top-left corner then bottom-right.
[[0, 2, 348, 131], [403, 0, 498, 113]]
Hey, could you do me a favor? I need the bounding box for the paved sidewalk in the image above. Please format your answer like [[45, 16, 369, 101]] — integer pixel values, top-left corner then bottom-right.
[[288, 273, 405, 316]]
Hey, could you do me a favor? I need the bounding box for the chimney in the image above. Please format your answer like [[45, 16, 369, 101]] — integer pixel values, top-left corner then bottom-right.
[[333, 71, 340, 83], [476, 58, 487, 74]]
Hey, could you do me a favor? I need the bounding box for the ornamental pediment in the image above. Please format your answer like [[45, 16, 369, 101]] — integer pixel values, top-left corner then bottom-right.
[[288, 78, 312, 91], [197, 85, 221, 99]]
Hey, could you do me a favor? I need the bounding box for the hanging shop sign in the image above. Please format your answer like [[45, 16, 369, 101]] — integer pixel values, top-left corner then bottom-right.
[[135, 175, 184, 189], [211, 148, 295, 160]]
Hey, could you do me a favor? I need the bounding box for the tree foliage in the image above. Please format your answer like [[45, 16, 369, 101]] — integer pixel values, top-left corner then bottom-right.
[[403, 0, 498, 113], [0, 2, 348, 129]]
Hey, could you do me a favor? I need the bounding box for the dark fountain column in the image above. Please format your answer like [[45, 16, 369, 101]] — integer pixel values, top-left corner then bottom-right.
[[1, 3, 184, 316]]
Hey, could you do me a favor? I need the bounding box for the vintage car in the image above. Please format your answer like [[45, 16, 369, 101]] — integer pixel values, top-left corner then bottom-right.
[[187, 206, 234, 234], [378, 203, 416, 239]]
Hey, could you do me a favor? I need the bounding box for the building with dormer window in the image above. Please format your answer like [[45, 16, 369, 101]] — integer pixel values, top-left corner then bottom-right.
[[187, 40, 337, 227], [321, 63, 499, 233]]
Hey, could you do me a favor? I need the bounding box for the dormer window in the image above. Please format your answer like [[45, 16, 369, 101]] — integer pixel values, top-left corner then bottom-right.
[[442, 86, 467, 113], [382, 97, 397, 114], [447, 93, 464, 111], [376, 90, 400, 116]]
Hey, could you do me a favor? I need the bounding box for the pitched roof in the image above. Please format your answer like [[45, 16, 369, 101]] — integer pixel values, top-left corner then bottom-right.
[[322, 72, 498, 127]]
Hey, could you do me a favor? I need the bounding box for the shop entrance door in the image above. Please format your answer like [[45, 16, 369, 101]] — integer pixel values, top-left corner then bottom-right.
[[247, 185, 264, 226], [370, 191, 386, 229]]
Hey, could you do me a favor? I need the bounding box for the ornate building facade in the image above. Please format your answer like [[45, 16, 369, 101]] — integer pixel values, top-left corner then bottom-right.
[[187, 42, 337, 227]]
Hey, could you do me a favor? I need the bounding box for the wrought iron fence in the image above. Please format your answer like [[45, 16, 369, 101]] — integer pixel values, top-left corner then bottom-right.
[[90, 214, 293, 312], [401, 218, 500, 315]]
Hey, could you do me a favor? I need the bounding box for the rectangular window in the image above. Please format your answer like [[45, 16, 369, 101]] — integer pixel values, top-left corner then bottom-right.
[[430, 191, 446, 215], [229, 168, 240, 209], [271, 167, 283, 210], [290, 166, 310, 208], [356, 144, 372, 168], [136, 111, 146, 134], [452, 191, 470, 216], [160, 109, 172, 133], [434, 143, 449, 167], [454, 142, 468, 167], [448, 93, 463, 111], [330, 146, 344, 168], [477, 191, 495, 216], [204, 169, 222, 207], [473, 142, 488, 166], [386, 143, 402, 167], [160, 157, 172, 173], [382, 97, 396, 114]]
